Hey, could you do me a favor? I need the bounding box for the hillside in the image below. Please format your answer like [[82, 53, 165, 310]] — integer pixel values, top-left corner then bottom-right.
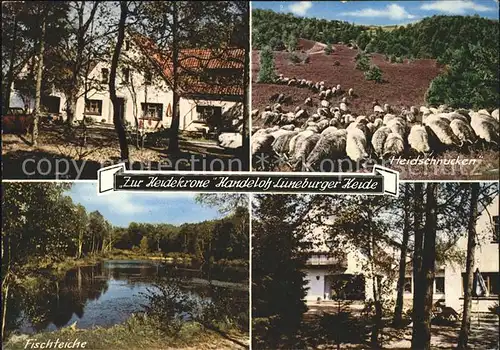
[[253, 9, 499, 110], [252, 44, 442, 117]]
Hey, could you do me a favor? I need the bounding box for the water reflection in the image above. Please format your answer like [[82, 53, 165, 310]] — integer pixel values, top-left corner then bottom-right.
[[5, 260, 247, 336]]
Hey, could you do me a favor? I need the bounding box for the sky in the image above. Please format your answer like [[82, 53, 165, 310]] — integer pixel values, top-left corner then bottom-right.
[[67, 183, 223, 227], [252, 0, 499, 25]]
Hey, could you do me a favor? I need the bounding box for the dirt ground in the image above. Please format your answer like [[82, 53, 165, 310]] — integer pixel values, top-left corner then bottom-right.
[[2, 124, 248, 179], [252, 44, 442, 117], [291, 305, 500, 349]]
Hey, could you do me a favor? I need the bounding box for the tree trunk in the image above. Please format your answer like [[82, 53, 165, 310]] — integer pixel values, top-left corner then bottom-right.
[[412, 183, 438, 350], [458, 183, 479, 349], [393, 184, 411, 326], [109, 1, 130, 167], [65, 92, 77, 125], [32, 10, 47, 147], [168, 1, 180, 154], [241, 5, 250, 170], [2, 281, 10, 339], [3, 12, 18, 111], [412, 182, 424, 326]]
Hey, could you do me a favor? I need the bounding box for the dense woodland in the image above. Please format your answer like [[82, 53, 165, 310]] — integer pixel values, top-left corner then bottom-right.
[[252, 184, 498, 349], [1, 184, 249, 271], [253, 9, 499, 109]]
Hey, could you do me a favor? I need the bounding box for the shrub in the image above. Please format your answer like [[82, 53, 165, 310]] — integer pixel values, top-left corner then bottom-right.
[[303, 55, 310, 64], [355, 54, 370, 71], [288, 52, 301, 64], [324, 43, 333, 55], [83, 116, 95, 125], [258, 46, 277, 83], [365, 65, 383, 83], [334, 60, 341, 66]]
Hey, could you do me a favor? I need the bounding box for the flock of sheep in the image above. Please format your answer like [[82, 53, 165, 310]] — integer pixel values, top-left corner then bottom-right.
[[252, 75, 499, 171]]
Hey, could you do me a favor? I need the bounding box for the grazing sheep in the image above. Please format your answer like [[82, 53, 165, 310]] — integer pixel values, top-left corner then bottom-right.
[[348, 88, 354, 96], [252, 134, 275, 156], [492, 109, 499, 121], [356, 115, 367, 123], [383, 104, 391, 113], [346, 127, 368, 162], [262, 111, 279, 125], [325, 89, 332, 98], [408, 124, 430, 154], [272, 130, 299, 154], [478, 109, 490, 116], [317, 119, 330, 131], [450, 119, 477, 146], [321, 100, 330, 108], [304, 97, 313, 106], [420, 106, 431, 116], [373, 118, 384, 128], [289, 130, 314, 155], [273, 103, 282, 112], [429, 107, 438, 114], [470, 113, 499, 145], [281, 124, 296, 131], [383, 132, 405, 157], [290, 133, 321, 170], [295, 109, 308, 121], [383, 113, 397, 125], [440, 112, 469, 124], [321, 126, 338, 135], [336, 84, 341, 91], [374, 105, 384, 113], [319, 91, 327, 99], [306, 129, 347, 169], [317, 107, 330, 117], [340, 102, 348, 112], [371, 126, 391, 157], [425, 116, 460, 146], [251, 109, 259, 118], [387, 119, 406, 137]]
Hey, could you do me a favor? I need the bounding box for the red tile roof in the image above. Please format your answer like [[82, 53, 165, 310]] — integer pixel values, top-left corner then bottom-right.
[[130, 32, 245, 98]]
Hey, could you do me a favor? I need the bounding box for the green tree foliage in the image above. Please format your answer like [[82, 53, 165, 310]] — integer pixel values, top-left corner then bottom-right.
[[257, 45, 276, 83], [365, 65, 383, 83], [140, 236, 151, 253], [426, 43, 499, 109], [355, 52, 370, 71], [253, 10, 499, 108], [252, 194, 312, 348], [324, 43, 333, 55], [252, 9, 365, 50]]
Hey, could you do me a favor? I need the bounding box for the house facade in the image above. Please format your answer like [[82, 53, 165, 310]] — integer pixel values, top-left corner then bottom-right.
[[9, 32, 244, 133], [304, 195, 499, 314]]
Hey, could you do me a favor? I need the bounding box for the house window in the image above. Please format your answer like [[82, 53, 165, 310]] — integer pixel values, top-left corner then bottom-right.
[[435, 277, 445, 294], [493, 216, 499, 243], [404, 277, 412, 293], [84, 99, 102, 116], [122, 68, 130, 83], [141, 103, 163, 120], [196, 105, 222, 122], [462, 272, 499, 296], [101, 68, 109, 84]]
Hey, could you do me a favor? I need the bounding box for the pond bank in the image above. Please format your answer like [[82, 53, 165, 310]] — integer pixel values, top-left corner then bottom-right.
[[3, 315, 249, 350]]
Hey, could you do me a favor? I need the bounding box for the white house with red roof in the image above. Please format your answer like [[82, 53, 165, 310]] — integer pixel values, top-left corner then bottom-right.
[[11, 32, 245, 134]]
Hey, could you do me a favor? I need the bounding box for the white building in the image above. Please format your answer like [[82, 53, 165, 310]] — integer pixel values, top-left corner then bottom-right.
[[304, 195, 499, 313], [10, 32, 244, 133]]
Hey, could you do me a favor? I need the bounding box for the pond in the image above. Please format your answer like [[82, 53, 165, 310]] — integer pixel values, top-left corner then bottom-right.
[[5, 260, 248, 336]]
